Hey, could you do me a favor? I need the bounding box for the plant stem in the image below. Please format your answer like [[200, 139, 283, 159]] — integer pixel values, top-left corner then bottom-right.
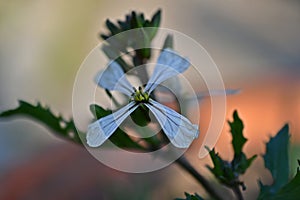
[[176, 155, 224, 200], [232, 186, 244, 200]]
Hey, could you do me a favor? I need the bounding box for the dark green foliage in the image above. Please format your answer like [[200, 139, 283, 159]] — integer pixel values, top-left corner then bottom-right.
[[101, 9, 161, 39], [270, 169, 300, 200], [0, 100, 82, 144], [228, 111, 247, 156], [258, 162, 300, 200], [257, 124, 300, 199], [207, 110, 257, 191], [0, 101, 146, 150], [130, 105, 151, 127], [263, 124, 289, 187], [162, 34, 174, 49], [207, 148, 235, 186], [180, 114, 298, 200], [100, 9, 162, 71], [175, 192, 204, 200]]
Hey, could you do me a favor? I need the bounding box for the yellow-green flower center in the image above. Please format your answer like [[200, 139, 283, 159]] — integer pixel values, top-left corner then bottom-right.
[[131, 86, 149, 103]]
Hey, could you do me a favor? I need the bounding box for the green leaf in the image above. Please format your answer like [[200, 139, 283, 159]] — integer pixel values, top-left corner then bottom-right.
[[228, 110, 247, 156], [145, 9, 161, 40], [264, 124, 290, 185], [105, 19, 120, 35], [206, 147, 235, 186], [90, 104, 111, 119], [264, 125, 289, 186], [89, 104, 145, 150], [271, 170, 300, 200], [258, 124, 290, 199], [207, 111, 256, 191], [130, 11, 143, 28], [259, 161, 300, 200], [130, 105, 151, 127], [0, 100, 82, 144], [150, 9, 161, 28], [175, 192, 204, 200], [99, 10, 163, 67], [162, 34, 174, 49], [109, 128, 145, 150], [206, 147, 224, 177]]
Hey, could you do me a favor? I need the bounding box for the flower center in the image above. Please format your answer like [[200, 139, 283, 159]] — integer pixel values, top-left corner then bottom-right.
[[131, 86, 149, 103]]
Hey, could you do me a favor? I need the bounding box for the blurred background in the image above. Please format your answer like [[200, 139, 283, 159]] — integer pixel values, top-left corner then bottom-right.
[[0, 0, 299, 199]]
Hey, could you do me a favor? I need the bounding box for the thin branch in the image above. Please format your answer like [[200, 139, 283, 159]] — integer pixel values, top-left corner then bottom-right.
[[176, 156, 224, 200]]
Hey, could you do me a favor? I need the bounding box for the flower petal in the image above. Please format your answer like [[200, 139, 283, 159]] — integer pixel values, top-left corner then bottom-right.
[[95, 61, 134, 96], [145, 48, 190, 93], [87, 101, 138, 147], [145, 99, 199, 148]]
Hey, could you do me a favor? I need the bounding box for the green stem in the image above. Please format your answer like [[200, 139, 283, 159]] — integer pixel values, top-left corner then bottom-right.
[[176, 156, 224, 200]]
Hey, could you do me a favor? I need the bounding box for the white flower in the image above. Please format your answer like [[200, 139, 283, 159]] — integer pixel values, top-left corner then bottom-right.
[[87, 49, 199, 148]]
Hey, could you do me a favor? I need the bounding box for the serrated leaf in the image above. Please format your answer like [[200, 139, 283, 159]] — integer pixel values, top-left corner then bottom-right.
[[89, 104, 145, 150], [139, 13, 145, 24], [258, 124, 290, 199], [206, 147, 224, 177], [105, 19, 120, 35], [228, 110, 247, 156], [100, 10, 162, 67], [144, 9, 161, 40], [0, 100, 82, 144], [150, 9, 161, 28], [117, 20, 129, 30], [130, 11, 143, 28], [207, 111, 256, 191], [206, 147, 236, 186], [264, 124, 290, 187]]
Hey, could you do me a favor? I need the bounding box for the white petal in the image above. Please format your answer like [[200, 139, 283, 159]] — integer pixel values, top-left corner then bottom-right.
[[145, 99, 199, 148], [145, 48, 190, 93], [95, 61, 134, 96], [87, 101, 138, 147]]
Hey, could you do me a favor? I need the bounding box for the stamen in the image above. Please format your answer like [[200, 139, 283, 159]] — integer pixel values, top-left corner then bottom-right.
[[131, 86, 149, 103]]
